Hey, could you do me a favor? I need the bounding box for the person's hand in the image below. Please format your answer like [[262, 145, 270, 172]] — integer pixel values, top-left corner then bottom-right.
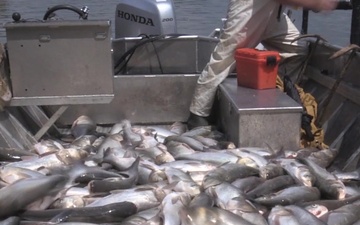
[[315, 0, 338, 11]]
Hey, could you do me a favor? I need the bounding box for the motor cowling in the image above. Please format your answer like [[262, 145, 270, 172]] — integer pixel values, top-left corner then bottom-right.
[[115, 0, 177, 38]]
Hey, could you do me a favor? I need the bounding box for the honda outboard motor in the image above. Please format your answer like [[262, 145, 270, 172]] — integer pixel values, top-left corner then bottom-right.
[[115, 0, 177, 38]]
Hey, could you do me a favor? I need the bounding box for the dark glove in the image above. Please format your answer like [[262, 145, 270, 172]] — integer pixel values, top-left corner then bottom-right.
[[301, 113, 315, 141]]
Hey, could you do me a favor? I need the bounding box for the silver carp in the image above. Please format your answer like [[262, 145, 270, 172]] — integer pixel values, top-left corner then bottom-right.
[[121, 120, 143, 147], [5, 148, 88, 171], [164, 167, 200, 196], [277, 158, 316, 187], [88, 157, 140, 193], [299, 158, 346, 199], [284, 205, 327, 225], [20, 202, 137, 223], [254, 186, 321, 207], [206, 182, 268, 225], [169, 122, 187, 135], [120, 207, 161, 225], [0, 147, 38, 161], [231, 176, 265, 193], [227, 149, 268, 168], [304, 204, 329, 218], [268, 205, 301, 225], [161, 192, 191, 225], [246, 175, 295, 199], [70, 115, 96, 139], [0, 165, 45, 184], [177, 152, 241, 165], [164, 135, 205, 152], [319, 203, 360, 225], [85, 182, 170, 211], [160, 160, 220, 173], [0, 175, 67, 218], [165, 140, 196, 159], [202, 163, 259, 189], [180, 206, 256, 225], [135, 143, 175, 165], [180, 126, 213, 138], [259, 163, 285, 180], [189, 192, 214, 208]]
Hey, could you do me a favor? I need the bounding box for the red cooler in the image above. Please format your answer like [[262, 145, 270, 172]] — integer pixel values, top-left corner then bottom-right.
[[235, 48, 281, 89]]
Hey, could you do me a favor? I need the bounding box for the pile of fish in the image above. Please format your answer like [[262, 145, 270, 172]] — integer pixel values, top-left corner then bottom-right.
[[1, 115, 360, 225]]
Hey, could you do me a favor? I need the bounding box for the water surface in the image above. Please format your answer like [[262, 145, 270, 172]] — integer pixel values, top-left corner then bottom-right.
[[0, 1, 353, 47]]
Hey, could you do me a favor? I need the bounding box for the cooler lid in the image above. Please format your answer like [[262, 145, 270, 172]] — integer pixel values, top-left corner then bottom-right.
[[235, 48, 280, 60]]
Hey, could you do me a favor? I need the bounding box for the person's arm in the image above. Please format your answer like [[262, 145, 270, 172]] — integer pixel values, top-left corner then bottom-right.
[[275, 0, 337, 11]]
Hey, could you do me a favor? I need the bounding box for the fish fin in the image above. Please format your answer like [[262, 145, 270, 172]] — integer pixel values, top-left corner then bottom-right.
[[178, 194, 190, 205], [135, 187, 157, 192], [216, 161, 232, 168], [163, 181, 179, 191], [85, 192, 109, 197], [170, 175, 182, 181], [108, 190, 126, 195], [49, 209, 73, 223], [141, 163, 157, 171], [39, 151, 56, 157], [103, 147, 112, 156], [264, 142, 276, 155], [171, 196, 180, 204], [124, 150, 138, 158], [184, 161, 202, 166], [244, 194, 257, 202], [121, 156, 141, 172], [20, 155, 39, 161]]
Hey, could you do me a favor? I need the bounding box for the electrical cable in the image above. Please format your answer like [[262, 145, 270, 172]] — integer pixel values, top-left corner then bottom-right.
[[114, 34, 182, 75], [43, 5, 88, 20], [138, 33, 164, 74]]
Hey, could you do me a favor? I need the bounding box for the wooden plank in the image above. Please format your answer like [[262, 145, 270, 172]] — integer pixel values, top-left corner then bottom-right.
[[305, 67, 360, 106]]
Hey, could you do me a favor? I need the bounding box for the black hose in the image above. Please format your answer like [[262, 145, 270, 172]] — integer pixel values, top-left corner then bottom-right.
[[114, 35, 162, 75], [283, 76, 315, 142], [43, 4, 87, 20], [114, 34, 182, 75]]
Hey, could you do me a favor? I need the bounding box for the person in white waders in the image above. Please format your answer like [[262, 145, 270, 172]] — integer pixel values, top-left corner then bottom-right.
[[187, 0, 338, 129]]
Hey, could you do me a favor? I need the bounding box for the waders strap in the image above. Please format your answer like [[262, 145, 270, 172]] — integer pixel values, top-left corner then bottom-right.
[[276, 75, 327, 149], [277, 4, 283, 21]]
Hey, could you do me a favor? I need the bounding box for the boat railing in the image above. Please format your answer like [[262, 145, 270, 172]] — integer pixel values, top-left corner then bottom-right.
[[301, 0, 360, 45]]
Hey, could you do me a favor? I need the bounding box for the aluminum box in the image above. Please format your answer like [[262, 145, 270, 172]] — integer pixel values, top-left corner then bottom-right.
[[44, 36, 218, 126], [5, 20, 114, 106], [217, 78, 303, 150], [45, 74, 199, 125]]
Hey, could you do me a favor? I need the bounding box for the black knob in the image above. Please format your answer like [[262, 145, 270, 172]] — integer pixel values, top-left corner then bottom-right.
[[12, 12, 21, 22]]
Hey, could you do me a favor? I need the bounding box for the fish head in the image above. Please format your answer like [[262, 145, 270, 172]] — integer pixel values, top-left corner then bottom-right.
[[330, 181, 346, 200], [237, 158, 258, 168], [284, 150, 298, 158], [174, 181, 201, 197], [300, 171, 316, 187], [71, 115, 96, 138], [155, 153, 175, 165], [201, 177, 222, 190], [149, 170, 167, 183], [259, 167, 273, 179], [304, 204, 328, 218], [56, 148, 89, 165], [154, 187, 172, 202], [51, 195, 85, 208], [179, 207, 218, 225]]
